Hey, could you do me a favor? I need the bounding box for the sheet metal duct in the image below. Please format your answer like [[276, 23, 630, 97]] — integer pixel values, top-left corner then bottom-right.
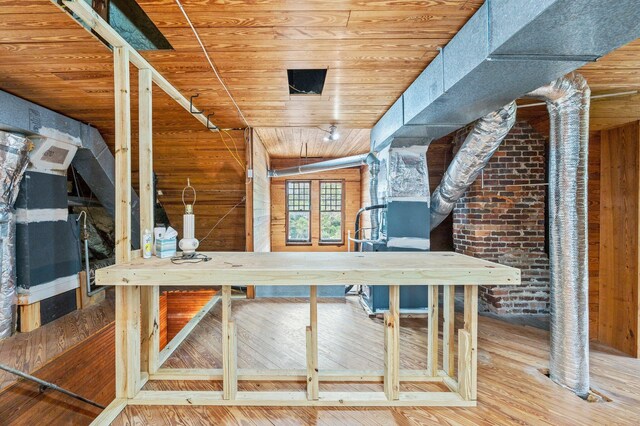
[[430, 102, 516, 230], [526, 73, 590, 397], [268, 153, 377, 178], [0, 131, 30, 339], [371, 0, 640, 153], [0, 90, 140, 249]]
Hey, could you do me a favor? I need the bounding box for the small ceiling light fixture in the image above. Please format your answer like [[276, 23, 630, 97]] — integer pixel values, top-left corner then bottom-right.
[[321, 125, 340, 142]]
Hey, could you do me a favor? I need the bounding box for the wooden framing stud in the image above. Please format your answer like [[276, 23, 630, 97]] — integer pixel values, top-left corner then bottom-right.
[[115, 285, 141, 398], [457, 329, 472, 400], [427, 285, 439, 376], [222, 286, 237, 400], [443, 285, 456, 377], [306, 285, 319, 400], [384, 285, 400, 400], [462, 285, 478, 400], [19, 302, 40, 333], [223, 321, 238, 400], [141, 286, 160, 375], [113, 45, 132, 265]]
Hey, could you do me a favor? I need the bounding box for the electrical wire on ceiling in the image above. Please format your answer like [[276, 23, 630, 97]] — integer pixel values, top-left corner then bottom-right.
[[174, 0, 250, 128], [222, 129, 242, 161], [217, 131, 245, 170]]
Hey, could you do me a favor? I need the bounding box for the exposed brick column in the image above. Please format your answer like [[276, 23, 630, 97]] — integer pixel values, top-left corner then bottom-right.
[[452, 121, 550, 314]]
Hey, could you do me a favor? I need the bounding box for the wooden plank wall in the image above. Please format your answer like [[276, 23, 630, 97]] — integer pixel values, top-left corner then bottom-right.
[[598, 121, 640, 357], [270, 158, 361, 252], [588, 132, 601, 339], [166, 290, 218, 342], [159, 292, 168, 350], [252, 131, 272, 252]]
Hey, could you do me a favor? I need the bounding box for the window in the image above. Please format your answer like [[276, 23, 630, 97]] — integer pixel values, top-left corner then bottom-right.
[[320, 181, 343, 243], [286, 181, 311, 243]]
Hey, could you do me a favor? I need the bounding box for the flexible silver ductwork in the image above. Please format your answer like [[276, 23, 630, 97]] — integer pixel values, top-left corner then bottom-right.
[[526, 73, 590, 398], [368, 158, 381, 240], [430, 102, 517, 230], [0, 131, 30, 339], [268, 153, 377, 178]]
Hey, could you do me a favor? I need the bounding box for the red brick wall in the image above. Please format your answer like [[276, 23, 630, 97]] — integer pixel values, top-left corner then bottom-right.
[[452, 121, 550, 314]]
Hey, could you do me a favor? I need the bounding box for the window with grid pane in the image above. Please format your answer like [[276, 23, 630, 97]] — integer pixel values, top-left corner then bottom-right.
[[320, 181, 343, 242], [286, 181, 311, 243]]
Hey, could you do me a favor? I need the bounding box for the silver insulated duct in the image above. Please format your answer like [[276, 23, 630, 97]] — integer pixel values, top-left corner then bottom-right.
[[526, 73, 590, 398], [430, 102, 517, 230], [268, 153, 377, 178], [0, 131, 30, 339]]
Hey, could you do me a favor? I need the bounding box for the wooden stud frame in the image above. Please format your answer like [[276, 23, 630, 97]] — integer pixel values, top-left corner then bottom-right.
[[77, 0, 518, 421]]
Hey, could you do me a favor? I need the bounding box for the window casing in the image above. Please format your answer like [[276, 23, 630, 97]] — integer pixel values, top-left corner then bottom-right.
[[286, 181, 311, 244], [319, 181, 343, 243]]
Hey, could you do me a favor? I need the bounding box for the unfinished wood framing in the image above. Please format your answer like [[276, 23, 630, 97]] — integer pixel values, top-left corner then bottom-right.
[[18, 302, 40, 333], [96, 250, 517, 415], [462, 285, 479, 400], [306, 285, 319, 400], [221, 286, 237, 400], [427, 285, 439, 376], [443, 285, 456, 377], [95, 39, 519, 412], [384, 285, 400, 400]]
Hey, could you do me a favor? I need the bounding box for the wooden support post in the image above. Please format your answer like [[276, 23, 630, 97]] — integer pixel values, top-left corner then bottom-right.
[[427, 285, 439, 376], [19, 302, 40, 333], [141, 286, 159, 375], [384, 285, 400, 400], [113, 45, 140, 399], [115, 286, 141, 398], [138, 67, 159, 376], [306, 285, 319, 400], [222, 286, 237, 399], [443, 286, 456, 377], [459, 285, 478, 401]]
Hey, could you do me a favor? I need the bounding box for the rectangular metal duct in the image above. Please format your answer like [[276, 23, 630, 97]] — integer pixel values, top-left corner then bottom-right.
[[0, 90, 140, 249], [371, 0, 640, 151]]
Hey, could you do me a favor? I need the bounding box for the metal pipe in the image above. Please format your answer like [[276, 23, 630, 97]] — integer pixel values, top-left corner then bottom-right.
[[526, 72, 590, 398], [0, 363, 105, 409], [354, 204, 387, 251], [430, 101, 517, 230], [368, 158, 381, 240], [268, 153, 377, 178]]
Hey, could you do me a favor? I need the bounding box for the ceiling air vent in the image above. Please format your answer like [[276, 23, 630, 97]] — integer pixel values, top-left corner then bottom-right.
[[287, 69, 328, 95]]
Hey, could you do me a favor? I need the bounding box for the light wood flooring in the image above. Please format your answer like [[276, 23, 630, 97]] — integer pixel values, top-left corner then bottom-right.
[[1, 295, 639, 425], [125, 297, 640, 425]]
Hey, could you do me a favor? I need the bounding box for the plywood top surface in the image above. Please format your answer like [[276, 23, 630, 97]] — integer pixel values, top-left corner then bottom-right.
[[96, 251, 520, 286]]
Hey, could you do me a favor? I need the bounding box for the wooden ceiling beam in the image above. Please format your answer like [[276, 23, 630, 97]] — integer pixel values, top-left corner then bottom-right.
[[60, 0, 236, 131]]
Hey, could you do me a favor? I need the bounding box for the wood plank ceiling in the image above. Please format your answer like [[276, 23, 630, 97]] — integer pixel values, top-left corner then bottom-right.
[[0, 0, 638, 239]]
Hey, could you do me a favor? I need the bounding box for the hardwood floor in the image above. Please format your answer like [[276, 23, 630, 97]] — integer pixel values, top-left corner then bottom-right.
[[127, 297, 639, 425], [1, 295, 638, 425], [0, 290, 114, 391], [0, 325, 115, 425]]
